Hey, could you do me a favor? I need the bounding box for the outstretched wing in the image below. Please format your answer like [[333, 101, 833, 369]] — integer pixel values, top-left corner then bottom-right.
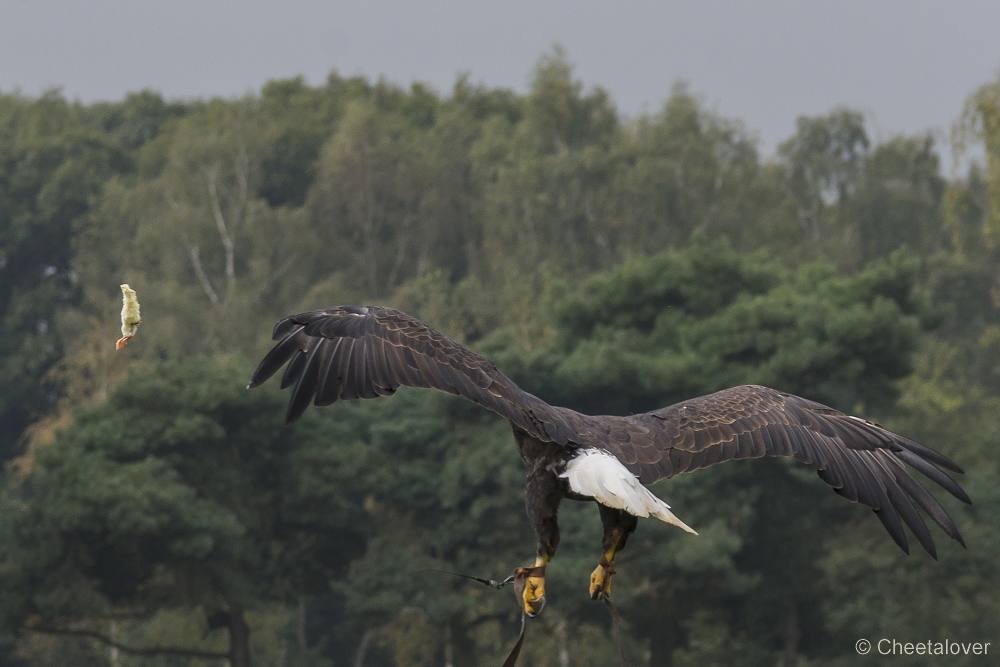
[[597, 385, 969, 557], [248, 306, 580, 444], [249, 309, 969, 557]]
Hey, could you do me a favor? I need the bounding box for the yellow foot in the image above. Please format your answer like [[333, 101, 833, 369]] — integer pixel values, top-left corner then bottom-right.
[[522, 573, 546, 616], [589, 561, 614, 600]]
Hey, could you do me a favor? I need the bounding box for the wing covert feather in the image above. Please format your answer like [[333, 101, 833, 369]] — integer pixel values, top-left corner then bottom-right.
[[598, 384, 969, 557], [249, 306, 580, 444]]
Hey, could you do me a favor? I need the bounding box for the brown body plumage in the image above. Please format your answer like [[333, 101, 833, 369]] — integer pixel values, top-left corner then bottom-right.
[[249, 305, 970, 613]]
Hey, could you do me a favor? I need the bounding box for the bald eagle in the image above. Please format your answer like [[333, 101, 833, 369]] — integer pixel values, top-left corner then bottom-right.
[[248, 305, 970, 616]]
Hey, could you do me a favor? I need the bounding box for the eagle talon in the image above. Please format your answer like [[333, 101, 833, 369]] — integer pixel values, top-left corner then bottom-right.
[[589, 561, 614, 600], [522, 573, 546, 617]]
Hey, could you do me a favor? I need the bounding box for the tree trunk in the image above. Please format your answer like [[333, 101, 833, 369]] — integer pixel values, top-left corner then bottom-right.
[[443, 624, 454, 667], [108, 620, 120, 667], [783, 602, 800, 667], [649, 624, 676, 667], [648, 590, 677, 667], [449, 623, 477, 667], [353, 625, 373, 667], [296, 597, 308, 652], [229, 608, 252, 667], [555, 615, 570, 667]]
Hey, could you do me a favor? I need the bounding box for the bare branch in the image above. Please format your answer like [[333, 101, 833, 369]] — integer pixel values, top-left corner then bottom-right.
[[22, 623, 229, 660], [353, 624, 373, 667], [296, 598, 307, 652], [206, 168, 236, 289], [184, 237, 220, 305], [252, 253, 298, 302], [385, 223, 409, 293], [109, 620, 120, 667], [234, 142, 249, 214], [164, 190, 184, 216]]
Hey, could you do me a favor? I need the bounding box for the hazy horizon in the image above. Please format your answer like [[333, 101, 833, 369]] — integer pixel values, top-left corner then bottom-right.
[[4, 1, 999, 165]]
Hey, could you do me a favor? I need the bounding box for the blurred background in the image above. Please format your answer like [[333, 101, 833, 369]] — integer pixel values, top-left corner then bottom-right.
[[1, 2, 999, 665]]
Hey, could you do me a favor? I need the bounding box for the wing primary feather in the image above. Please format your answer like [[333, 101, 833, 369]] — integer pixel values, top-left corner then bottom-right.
[[271, 317, 300, 341], [890, 463, 966, 547], [841, 453, 883, 509], [314, 338, 344, 406], [337, 339, 358, 400], [877, 461, 937, 558], [895, 450, 972, 504], [797, 429, 830, 469], [328, 336, 353, 401], [366, 338, 391, 394], [248, 328, 304, 388], [286, 339, 323, 424], [859, 466, 908, 554], [303, 318, 329, 336], [280, 348, 308, 390], [353, 340, 378, 399], [832, 419, 881, 450], [770, 425, 795, 457], [873, 505, 910, 555], [895, 436, 966, 474], [824, 454, 857, 501], [749, 427, 768, 458]]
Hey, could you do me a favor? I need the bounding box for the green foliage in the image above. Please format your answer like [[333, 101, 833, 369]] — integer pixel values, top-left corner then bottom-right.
[[956, 70, 1000, 240], [851, 135, 945, 265], [611, 84, 773, 256], [1, 52, 999, 667], [486, 241, 948, 665], [516, 239, 932, 416], [0, 92, 130, 460], [1, 357, 364, 662]]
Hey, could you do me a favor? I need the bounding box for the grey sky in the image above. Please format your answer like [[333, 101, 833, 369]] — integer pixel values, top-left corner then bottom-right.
[[3, 1, 999, 166]]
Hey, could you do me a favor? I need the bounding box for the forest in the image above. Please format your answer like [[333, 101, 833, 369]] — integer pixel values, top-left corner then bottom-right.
[[0, 51, 999, 666]]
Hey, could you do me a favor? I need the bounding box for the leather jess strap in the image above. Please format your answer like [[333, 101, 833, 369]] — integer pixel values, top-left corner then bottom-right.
[[604, 594, 628, 667], [595, 556, 628, 667], [501, 565, 545, 667], [500, 564, 627, 667]]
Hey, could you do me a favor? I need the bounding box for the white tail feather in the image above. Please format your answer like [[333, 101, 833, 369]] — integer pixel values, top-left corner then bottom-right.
[[560, 449, 697, 534]]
